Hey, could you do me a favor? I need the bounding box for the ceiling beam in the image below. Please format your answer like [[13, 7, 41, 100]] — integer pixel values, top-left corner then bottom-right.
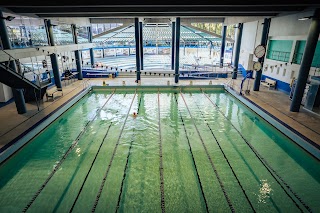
[[5, 6, 307, 14], [35, 12, 280, 18], [224, 16, 272, 25]]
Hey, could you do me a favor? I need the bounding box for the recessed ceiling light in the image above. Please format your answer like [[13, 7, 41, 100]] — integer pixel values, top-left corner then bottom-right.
[[298, 16, 312, 21]]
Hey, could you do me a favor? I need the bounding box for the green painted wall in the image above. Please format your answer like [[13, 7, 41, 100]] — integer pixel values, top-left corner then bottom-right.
[[293, 40, 320, 67], [266, 40, 293, 62]]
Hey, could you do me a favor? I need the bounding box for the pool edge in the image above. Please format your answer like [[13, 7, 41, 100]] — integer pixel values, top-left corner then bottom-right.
[[0, 87, 91, 164], [225, 86, 320, 160]]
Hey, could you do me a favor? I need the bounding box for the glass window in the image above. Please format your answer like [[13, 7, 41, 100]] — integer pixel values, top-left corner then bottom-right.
[[53, 25, 73, 45], [77, 26, 89, 44], [266, 40, 293, 62], [3, 12, 49, 48]]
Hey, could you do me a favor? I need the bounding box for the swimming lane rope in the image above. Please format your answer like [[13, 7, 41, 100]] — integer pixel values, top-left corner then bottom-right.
[[180, 92, 235, 213], [115, 94, 142, 212], [69, 122, 113, 212], [158, 91, 165, 213], [174, 94, 209, 213], [202, 89, 311, 213], [192, 96, 256, 212], [91, 91, 137, 212], [22, 90, 116, 212]]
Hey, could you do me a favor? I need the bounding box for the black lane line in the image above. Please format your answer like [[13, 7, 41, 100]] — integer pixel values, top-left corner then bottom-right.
[[115, 94, 142, 212], [137, 93, 142, 114], [158, 91, 165, 213], [91, 92, 137, 212], [174, 94, 209, 213], [179, 92, 235, 213], [22, 91, 116, 213], [192, 95, 256, 212], [202, 90, 310, 213], [69, 123, 113, 212], [115, 128, 135, 212]]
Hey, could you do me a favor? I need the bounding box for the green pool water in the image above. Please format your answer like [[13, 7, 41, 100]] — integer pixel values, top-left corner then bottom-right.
[[0, 89, 319, 212]]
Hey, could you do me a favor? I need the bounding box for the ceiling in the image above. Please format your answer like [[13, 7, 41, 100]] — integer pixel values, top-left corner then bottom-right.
[[1, 1, 319, 18]]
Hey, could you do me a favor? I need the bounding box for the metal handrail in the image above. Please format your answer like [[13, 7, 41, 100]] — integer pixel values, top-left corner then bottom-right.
[[0, 49, 50, 88]]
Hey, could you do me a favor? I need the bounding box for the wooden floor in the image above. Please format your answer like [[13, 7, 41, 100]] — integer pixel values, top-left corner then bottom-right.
[[0, 77, 319, 154]]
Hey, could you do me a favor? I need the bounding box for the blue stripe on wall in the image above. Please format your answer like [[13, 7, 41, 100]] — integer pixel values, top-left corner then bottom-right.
[[234, 64, 292, 94], [261, 75, 291, 94]]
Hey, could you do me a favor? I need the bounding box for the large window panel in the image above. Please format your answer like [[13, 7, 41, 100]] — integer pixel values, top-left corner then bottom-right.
[[266, 40, 293, 62], [293, 40, 320, 67]]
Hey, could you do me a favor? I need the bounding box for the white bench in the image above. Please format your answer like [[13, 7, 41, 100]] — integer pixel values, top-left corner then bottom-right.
[[261, 78, 276, 89], [46, 86, 63, 101]]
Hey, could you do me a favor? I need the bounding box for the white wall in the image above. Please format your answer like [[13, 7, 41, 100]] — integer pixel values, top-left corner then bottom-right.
[[237, 10, 320, 85], [239, 21, 259, 70], [268, 11, 313, 37], [0, 83, 13, 102]]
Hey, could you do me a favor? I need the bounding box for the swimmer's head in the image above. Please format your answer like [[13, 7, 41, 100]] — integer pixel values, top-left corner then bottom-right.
[[133, 112, 137, 115]]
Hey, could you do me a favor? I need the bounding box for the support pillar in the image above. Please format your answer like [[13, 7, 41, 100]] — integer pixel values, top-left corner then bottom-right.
[[171, 22, 176, 70], [0, 10, 26, 114], [290, 9, 320, 112], [232, 23, 243, 79], [71, 24, 83, 80], [134, 18, 141, 81], [174, 18, 181, 83], [88, 26, 95, 66], [44, 19, 62, 89], [139, 21, 144, 70], [253, 18, 271, 91], [220, 25, 227, 67]]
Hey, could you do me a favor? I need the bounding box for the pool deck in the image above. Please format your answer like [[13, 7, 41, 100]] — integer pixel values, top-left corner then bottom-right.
[[0, 77, 319, 158]]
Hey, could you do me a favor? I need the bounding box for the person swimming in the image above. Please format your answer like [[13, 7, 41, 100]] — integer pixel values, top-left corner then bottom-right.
[[133, 112, 137, 118]]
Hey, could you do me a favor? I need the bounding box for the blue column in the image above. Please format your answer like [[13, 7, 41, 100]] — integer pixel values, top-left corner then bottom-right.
[[134, 18, 141, 81], [253, 18, 271, 91], [71, 24, 83, 80], [290, 9, 320, 112], [232, 23, 243, 79], [171, 22, 176, 70], [0, 10, 27, 114], [139, 21, 144, 70], [174, 18, 181, 83], [44, 19, 62, 89], [88, 26, 95, 66], [220, 25, 227, 67]]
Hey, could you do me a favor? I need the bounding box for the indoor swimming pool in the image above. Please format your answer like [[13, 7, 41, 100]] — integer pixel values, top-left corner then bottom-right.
[[0, 88, 319, 212]]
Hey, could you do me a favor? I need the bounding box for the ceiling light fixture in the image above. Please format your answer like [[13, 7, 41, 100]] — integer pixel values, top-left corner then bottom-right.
[[298, 16, 312, 21]]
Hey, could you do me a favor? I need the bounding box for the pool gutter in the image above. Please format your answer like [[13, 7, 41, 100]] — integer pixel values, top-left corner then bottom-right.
[[3, 84, 317, 164], [92, 85, 225, 92], [0, 87, 91, 164], [225, 86, 320, 160]]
